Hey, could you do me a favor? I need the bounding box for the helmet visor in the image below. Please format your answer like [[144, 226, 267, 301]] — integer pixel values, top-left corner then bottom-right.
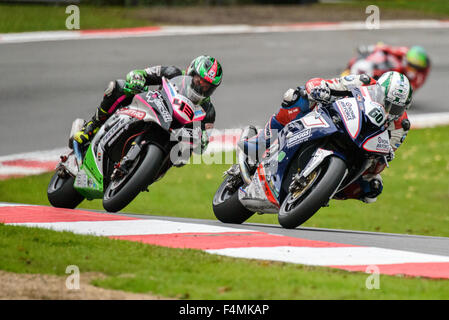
[[192, 74, 217, 98], [385, 100, 405, 117], [169, 75, 203, 105], [407, 62, 426, 72]]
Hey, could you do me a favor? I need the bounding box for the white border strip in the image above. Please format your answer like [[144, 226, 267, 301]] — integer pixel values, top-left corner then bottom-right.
[[1, 20, 449, 44], [0, 147, 68, 163], [10, 219, 254, 236], [408, 112, 449, 129], [207, 246, 449, 266]]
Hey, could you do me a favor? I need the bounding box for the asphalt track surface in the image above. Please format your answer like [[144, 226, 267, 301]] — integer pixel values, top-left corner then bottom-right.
[[1, 27, 448, 155], [1, 26, 448, 254]]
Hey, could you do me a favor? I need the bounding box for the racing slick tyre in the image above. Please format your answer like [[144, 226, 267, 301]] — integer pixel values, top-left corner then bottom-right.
[[103, 144, 165, 213], [47, 173, 85, 209], [213, 176, 255, 224], [278, 155, 347, 229]]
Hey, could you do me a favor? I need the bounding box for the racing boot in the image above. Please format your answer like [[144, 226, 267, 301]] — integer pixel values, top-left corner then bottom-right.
[[333, 174, 383, 204], [361, 176, 383, 203], [237, 125, 259, 173], [72, 104, 110, 148], [73, 119, 101, 146]]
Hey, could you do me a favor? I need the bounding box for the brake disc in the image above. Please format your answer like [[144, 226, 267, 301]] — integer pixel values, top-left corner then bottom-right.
[[288, 168, 321, 203]]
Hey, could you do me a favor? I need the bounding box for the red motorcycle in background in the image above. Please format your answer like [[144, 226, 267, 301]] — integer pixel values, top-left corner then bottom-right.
[[341, 43, 431, 91]]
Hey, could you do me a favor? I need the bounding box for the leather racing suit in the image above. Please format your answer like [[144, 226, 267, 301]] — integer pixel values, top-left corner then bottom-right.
[[242, 74, 410, 203], [74, 65, 216, 152]]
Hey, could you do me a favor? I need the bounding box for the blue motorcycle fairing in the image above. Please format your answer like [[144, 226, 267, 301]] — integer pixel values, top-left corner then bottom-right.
[[262, 106, 385, 202], [259, 108, 339, 203], [250, 85, 389, 209], [333, 98, 363, 142], [332, 87, 390, 153]]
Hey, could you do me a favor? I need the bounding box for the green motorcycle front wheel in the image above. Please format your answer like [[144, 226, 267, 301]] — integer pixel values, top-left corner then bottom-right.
[[103, 143, 165, 213]]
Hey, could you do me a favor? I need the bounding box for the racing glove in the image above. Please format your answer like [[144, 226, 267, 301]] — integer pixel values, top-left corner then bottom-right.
[[124, 70, 147, 95], [386, 146, 395, 162], [309, 84, 332, 104]]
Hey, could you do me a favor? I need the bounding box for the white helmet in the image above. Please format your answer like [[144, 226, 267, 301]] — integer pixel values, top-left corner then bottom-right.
[[377, 71, 413, 120]]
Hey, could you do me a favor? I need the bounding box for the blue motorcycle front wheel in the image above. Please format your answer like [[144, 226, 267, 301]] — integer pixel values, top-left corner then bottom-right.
[[278, 155, 347, 229]]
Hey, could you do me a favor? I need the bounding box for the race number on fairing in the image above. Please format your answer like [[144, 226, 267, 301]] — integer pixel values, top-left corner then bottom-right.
[[365, 101, 386, 126]]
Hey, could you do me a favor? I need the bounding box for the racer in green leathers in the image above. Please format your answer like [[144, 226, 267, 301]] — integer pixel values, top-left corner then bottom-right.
[[73, 55, 223, 153]]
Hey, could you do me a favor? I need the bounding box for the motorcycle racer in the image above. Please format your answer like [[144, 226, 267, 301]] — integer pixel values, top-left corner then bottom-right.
[[348, 43, 430, 91], [73, 55, 223, 154], [242, 71, 412, 203]]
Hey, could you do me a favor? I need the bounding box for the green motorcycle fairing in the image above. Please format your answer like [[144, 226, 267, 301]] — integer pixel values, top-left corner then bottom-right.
[[74, 143, 104, 200]]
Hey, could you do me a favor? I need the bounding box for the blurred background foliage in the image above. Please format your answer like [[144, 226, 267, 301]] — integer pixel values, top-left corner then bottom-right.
[[1, 0, 319, 5]]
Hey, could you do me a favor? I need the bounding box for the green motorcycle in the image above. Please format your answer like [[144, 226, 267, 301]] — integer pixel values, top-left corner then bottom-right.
[[47, 76, 206, 212]]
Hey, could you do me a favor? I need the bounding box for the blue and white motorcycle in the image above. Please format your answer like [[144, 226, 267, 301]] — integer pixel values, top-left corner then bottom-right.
[[213, 85, 392, 229]]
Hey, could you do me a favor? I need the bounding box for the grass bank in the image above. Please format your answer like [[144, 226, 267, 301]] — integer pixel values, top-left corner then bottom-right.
[[1, 224, 448, 299], [0, 5, 155, 33], [1, 1, 448, 33]]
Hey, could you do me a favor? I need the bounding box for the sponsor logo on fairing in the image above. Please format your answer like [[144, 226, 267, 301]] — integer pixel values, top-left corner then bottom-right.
[[342, 102, 356, 121], [103, 118, 125, 142], [336, 99, 361, 139], [376, 136, 390, 152], [116, 108, 146, 120], [363, 131, 391, 153], [287, 129, 311, 148], [146, 91, 172, 122]]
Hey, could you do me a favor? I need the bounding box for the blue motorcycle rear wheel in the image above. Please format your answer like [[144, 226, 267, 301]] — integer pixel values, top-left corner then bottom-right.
[[213, 176, 255, 224]]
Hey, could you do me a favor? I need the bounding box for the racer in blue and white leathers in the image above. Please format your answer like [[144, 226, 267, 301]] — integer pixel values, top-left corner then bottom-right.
[[241, 73, 411, 203]]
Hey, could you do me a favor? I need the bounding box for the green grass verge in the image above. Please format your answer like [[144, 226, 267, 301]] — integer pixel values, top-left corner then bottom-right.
[[1, 125, 448, 237], [0, 4, 156, 33], [346, 0, 449, 18], [1, 224, 448, 299], [1, 1, 449, 34]]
